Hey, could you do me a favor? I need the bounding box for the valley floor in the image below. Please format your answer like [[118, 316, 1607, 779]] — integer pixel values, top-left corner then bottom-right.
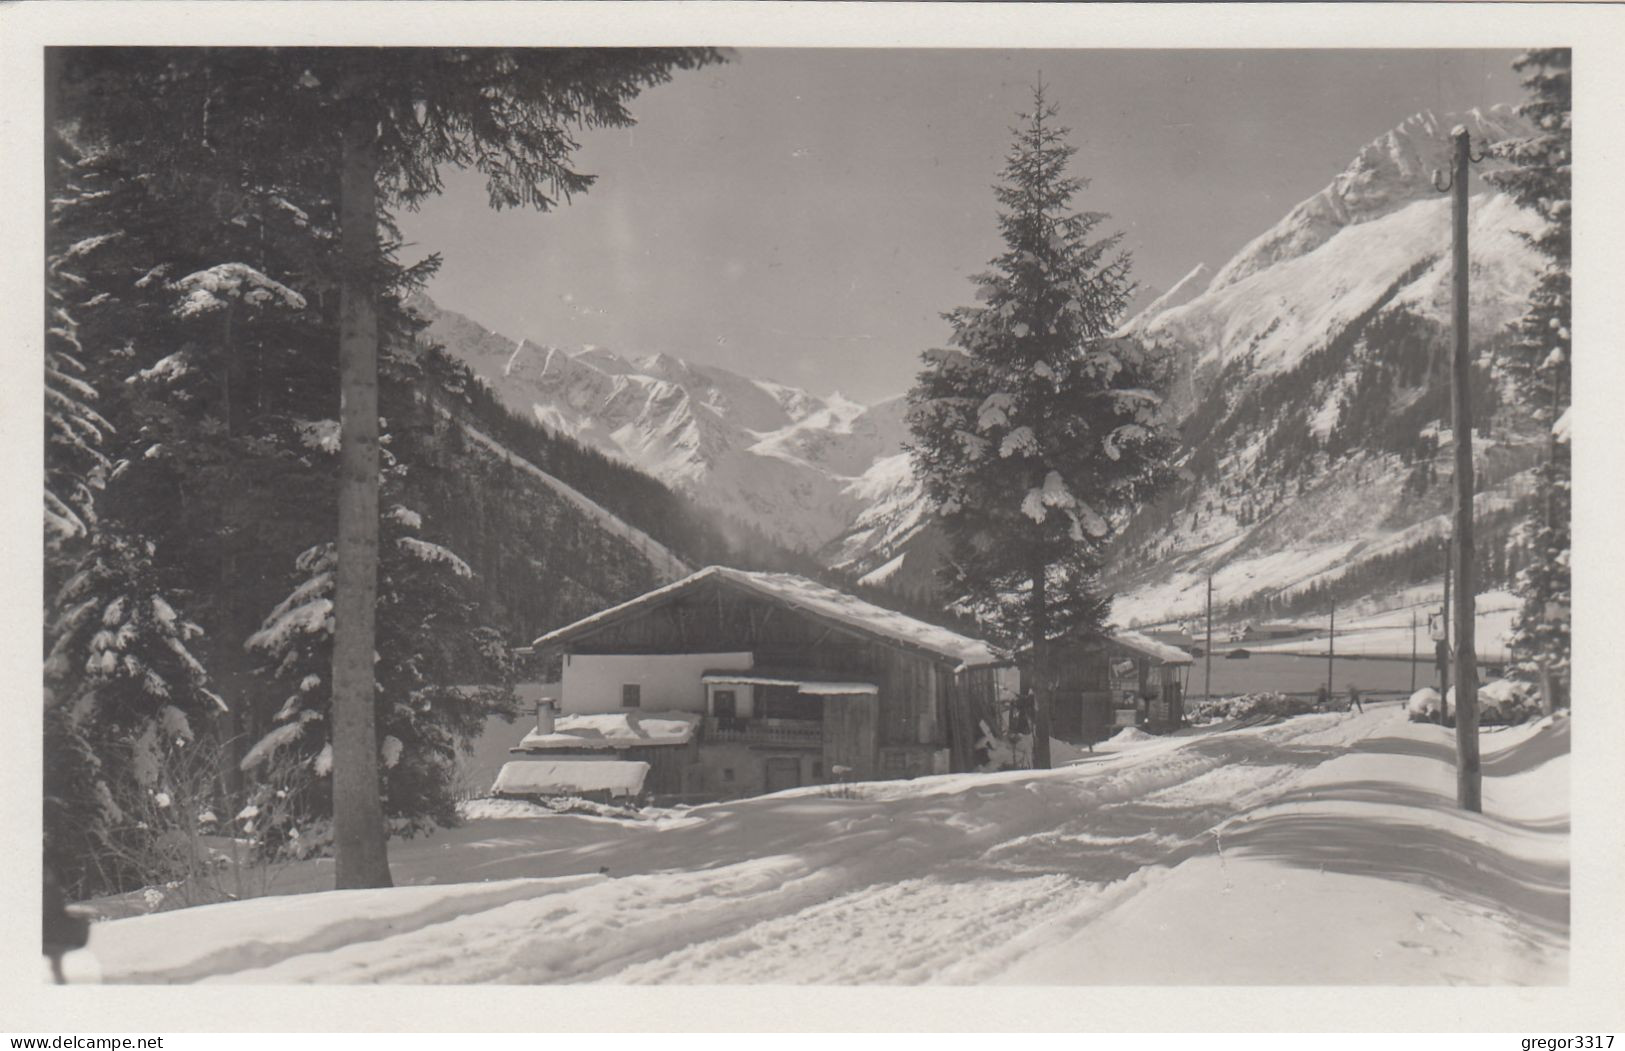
[[75, 705, 1568, 985]]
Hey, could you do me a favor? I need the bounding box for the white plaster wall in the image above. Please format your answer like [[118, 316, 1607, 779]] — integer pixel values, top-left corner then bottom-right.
[[561, 652, 752, 714]]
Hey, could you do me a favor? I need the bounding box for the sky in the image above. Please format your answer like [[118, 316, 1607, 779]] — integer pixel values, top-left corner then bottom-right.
[[397, 49, 1524, 404]]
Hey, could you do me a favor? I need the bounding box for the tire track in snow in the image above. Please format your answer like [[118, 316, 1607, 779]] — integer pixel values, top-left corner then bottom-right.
[[188, 711, 1383, 983], [602, 715, 1377, 984]]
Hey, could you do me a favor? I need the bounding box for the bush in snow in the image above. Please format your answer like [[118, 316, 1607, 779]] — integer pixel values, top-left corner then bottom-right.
[[1191, 692, 1316, 723], [1408, 681, 1540, 726], [1406, 687, 1442, 723], [1464, 679, 1541, 726]]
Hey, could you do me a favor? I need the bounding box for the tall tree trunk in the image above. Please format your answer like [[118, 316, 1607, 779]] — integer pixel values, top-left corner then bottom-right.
[[332, 110, 392, 890], [1029, 551, 1053, 771], [216, 303, 245, 807]]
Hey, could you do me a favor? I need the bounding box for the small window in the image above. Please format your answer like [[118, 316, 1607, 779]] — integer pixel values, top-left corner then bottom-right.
[[712, 689, 738, 720], [722, 767, 735, 783], [622, 683, 641, 708]]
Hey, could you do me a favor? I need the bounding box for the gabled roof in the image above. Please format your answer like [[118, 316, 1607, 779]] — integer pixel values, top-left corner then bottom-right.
[[1110, 630, 1195, 666], [1015, 629, 1195, 666], [532, 565, 1005, 668]]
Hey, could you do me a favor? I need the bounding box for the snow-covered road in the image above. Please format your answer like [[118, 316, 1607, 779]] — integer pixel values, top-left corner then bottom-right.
[[84, 705, 1567, 985]]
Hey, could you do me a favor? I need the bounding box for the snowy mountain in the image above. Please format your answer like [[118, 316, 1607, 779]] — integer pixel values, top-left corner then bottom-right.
[[827, 105, 1551, 623], [413, 296, 910, 553], [1122, 262, 1211, 331], [1106, 104, 1549, 625], [1204, 107, 1529, 294], [416, 104, 1549, 625]]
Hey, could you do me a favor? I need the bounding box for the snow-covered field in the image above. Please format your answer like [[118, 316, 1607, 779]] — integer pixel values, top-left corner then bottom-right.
[[1245, 590, 1520, 662], [73, 705, 1567, 985]]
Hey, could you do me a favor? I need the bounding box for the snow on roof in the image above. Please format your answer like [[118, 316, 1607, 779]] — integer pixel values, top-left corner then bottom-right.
[[702, 669, 879, 695], [516, 710, 699, 752], [1110, 630, 1195, 666], [491, 760, 649, 799], [533, 566, 1005, 667], [1552, 406, 1571, 444], [798, 682, 880, 696]]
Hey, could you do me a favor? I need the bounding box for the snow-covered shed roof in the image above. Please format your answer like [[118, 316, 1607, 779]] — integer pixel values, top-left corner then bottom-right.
[[532, 566, 1005, 668], [516, 710, 699, 752], [491, 759, 649, 799], [701, 670, 880, 696], [1109, 630, 1195, 666]]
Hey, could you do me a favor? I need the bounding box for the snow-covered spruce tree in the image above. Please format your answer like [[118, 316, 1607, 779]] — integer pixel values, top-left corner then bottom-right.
[[45, 234, 113, 556], [1486, 49, 1570, 712], [240, 422, 518, 856], [43, 136, 244, 899], [43, 531, 229, 897], [906, 85, 1177, 769]]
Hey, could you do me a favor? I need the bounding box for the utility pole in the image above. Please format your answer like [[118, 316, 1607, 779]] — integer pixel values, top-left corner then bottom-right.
[[1410, 609, 1418, 694], [1204, 575, 1213, 711], [1440, 547, 1451, 724], [1434, 125, 1482, 812], [1326, 600, 1335, 703]]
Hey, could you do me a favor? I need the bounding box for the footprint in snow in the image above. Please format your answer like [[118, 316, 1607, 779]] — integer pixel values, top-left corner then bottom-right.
[[1413, 910, 1462, 937]]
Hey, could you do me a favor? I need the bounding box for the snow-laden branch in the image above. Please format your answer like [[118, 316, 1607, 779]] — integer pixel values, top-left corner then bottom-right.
[[397, 537, 474, 579], [173, 263, 307, 318]]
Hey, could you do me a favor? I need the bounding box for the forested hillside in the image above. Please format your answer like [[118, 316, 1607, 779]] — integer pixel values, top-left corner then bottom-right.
[[395, 339, 841, 645]]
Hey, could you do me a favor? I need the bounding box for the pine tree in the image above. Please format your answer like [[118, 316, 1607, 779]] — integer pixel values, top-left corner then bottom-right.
[[906, 84, 1177, 768], [1485, 49, 1571, 712], [238, 405, 518, 854], [43, 136, 239, 898]]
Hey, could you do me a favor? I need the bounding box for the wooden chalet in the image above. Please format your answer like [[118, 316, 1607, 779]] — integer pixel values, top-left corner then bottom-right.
[[522, 566, 1014, 801], [1037, 630, 1194, 742]]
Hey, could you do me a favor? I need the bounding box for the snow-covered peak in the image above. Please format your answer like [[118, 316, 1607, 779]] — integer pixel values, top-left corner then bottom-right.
[[1122, 263, 1211, 331], [1204, 104, 1530, 294], [413, 294, 907, 552]]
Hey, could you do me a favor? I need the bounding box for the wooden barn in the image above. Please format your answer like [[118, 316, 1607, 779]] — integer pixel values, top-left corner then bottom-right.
[[521, 566, 1015, 802], [1036, 630, 1194, 742]]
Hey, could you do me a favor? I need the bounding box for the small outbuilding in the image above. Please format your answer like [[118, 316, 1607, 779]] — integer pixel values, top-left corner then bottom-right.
[[491, 759, 651, 803], [1036, 629, 1194, 742]]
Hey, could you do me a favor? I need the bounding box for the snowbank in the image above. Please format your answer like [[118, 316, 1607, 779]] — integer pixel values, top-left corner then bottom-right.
[[1106, 726, 1157, 746], [88, 876, 601, 984], [1406, 686, 1441, 720], [996, 710, 1569, 985]]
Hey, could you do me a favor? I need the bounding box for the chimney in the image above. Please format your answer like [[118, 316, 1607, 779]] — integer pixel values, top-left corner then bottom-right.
[[536, 699, 557, 735]]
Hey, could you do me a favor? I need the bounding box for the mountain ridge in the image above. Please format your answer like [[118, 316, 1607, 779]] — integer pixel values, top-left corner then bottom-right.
[[828, 104, 1547, 622], [412, 295, 911, 553], [421, 102, 1547, 631]]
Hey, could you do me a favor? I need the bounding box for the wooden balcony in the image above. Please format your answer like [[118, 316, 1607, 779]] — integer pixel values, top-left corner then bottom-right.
[[702, 716, 823, 748]]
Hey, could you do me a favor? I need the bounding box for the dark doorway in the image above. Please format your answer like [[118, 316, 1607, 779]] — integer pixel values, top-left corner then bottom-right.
[[764, 756, 801, 793]]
